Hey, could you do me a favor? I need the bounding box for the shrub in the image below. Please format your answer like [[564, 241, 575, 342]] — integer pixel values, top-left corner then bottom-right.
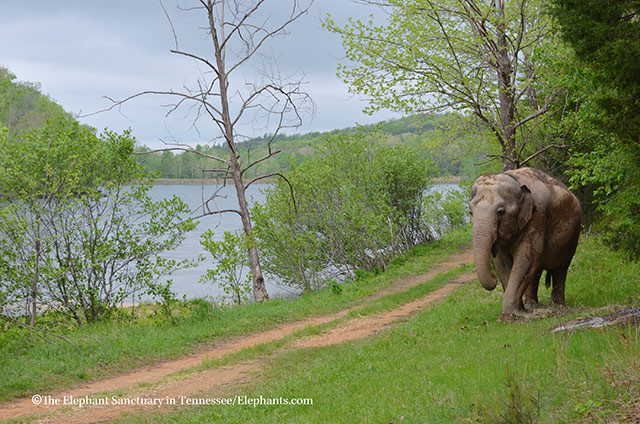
[[253, 132, 437, 291], [0, 116, 196, 326], [200, 230, 253, 305]]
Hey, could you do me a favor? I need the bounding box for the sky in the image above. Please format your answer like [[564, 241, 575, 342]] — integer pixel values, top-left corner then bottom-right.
[[1, 0, 399, 149]]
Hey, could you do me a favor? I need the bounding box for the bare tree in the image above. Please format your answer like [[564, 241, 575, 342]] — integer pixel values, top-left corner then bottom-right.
[[100, 0, 314, 301]]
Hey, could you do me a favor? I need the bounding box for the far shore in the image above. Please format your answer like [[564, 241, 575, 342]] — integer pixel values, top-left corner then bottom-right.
[[153, 176, 463, 185], [153, 178, 271, 185], [432, 176, 462, 184]]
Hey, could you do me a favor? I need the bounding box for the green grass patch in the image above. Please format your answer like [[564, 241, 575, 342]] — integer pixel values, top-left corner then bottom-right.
[[121, 233, 640, 423], [0, 226, 471, 402]]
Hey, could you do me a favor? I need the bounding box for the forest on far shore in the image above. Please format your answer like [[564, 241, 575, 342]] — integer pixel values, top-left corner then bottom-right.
[[133, 113, 496, 180]]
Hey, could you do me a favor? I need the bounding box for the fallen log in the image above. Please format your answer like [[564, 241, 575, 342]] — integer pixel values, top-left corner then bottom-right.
[[550, 307, 640, 333]]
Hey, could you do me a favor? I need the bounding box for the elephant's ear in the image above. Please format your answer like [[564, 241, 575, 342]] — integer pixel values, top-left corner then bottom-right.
[[517, 185, 534, 230]]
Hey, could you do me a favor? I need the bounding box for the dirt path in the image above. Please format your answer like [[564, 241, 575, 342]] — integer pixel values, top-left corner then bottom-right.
[[0, 250, 474, 423]]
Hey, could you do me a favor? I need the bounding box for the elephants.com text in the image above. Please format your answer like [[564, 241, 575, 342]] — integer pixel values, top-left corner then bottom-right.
[[31, 394, 313, 408]]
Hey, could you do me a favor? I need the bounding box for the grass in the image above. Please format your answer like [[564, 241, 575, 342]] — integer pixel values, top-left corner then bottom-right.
[[0, 226, 472, 403], [118, 233, 640, 423]]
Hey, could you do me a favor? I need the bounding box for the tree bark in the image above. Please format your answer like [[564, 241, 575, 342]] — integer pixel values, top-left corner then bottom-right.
[[211, 1, 269, 302], [230, 157, 269, 302], [495, 0, 517, 171]]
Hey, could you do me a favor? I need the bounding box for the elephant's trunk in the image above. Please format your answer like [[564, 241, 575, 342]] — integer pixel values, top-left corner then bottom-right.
[[472, 212, 498, 291]]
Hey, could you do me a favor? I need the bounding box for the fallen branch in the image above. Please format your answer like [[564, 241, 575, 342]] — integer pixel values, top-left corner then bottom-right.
[[550, 307, 640, 333]]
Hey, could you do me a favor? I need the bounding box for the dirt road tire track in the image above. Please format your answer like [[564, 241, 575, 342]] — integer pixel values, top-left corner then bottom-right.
[[0, 250, 474, 423]]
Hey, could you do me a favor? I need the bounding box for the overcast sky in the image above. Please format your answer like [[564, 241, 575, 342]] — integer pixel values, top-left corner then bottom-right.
[[1, 0, 399, 148]]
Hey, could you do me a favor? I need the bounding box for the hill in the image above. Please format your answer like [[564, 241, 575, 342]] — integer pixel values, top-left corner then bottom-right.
[[0, 66, 67, 139]]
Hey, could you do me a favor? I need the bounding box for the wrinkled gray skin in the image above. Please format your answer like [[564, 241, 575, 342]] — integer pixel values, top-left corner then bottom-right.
[[469, 167, 582, 321]]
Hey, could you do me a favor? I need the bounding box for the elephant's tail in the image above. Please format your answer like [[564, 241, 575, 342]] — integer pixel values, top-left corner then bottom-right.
[[545, 270, 552, 288]]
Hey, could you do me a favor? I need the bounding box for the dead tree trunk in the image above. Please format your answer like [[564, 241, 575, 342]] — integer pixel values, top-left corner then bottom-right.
[[100, 0, 313, 302]]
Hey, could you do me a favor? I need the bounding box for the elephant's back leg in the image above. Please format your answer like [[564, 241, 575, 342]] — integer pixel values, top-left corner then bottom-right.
[[550, 267, 568, 306], [524, 269, 542, 308]]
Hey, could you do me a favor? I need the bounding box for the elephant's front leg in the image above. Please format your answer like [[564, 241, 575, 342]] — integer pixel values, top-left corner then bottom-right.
[[500, 243, 541, 320]]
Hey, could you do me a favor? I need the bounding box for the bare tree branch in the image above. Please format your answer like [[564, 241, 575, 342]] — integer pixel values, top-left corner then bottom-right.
[[519, 144, 567, 167], [245, 172, 297, 214]]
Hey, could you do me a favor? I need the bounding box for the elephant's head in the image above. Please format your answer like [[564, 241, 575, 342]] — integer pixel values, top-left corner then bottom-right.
[[469, 173, 534, 291]]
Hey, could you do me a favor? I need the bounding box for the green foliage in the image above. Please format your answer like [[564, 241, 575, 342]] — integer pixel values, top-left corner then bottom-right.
[[145, 280, 185, 323], [0, 115, 197, 325], [253, 132, 438, 291], [550, 0, 640, 258], [200, 230, 253, 305], [0, 66, 67, 140], [551, 0, 640, 112], [422, 188, 470, 237], [325, 0, 564, 170]]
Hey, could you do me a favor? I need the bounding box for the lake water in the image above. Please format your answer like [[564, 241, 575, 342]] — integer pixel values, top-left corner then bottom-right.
[[146, 183, 283, 301], [147, 182, 462, 301]]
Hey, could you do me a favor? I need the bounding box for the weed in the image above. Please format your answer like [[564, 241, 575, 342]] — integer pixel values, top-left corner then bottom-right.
[[498, 362, 541, 424], [329, 280, 343, 296]]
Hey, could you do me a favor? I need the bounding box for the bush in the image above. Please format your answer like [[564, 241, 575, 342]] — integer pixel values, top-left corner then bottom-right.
[[200, 230, 253, 305], [0, 116, 196, 326], [422, 187, 469, 237], [253, 132, 437, 291]]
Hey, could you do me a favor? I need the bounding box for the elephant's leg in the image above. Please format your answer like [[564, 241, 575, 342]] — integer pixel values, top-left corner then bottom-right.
[[501, 240, 542, 320], [524, 270, 542, 309], [493, 251, 512, 291], [501, 263, 532, 319], [550, 267, 568, 306]]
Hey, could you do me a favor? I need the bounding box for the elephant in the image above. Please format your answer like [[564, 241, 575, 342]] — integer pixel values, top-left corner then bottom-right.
[[468, 167, 582, 321]]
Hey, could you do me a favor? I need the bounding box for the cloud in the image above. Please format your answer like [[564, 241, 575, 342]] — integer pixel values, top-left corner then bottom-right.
[[1, 0, 397, 148]]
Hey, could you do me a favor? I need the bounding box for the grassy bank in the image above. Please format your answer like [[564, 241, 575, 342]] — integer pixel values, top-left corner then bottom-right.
[[122, 235, 640, 423], [0, 227, 472, 403]]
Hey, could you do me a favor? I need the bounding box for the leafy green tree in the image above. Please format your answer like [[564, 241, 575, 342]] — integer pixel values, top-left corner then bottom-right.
[[326, 0, 565, 171], [551, 0, 640, 257], [0, 116, 99, 327], [551, 0, 640, 143], [200, 230, 253, 305], [0, 116, 196, 325]]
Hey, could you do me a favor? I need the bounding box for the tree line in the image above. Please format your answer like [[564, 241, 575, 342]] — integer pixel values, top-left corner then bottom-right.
[[135, 114, 492, 180]]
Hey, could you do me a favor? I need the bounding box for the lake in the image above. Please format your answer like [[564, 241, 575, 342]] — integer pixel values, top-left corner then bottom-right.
[[147, 182, 462, 301], [146, 183, 284, 301]]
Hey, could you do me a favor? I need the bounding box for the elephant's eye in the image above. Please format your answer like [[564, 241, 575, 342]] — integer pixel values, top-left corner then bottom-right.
[[497, 207, 505, 216]]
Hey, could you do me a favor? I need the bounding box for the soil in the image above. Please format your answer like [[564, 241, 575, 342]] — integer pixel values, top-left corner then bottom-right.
[[0, 250, 474, 424]]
